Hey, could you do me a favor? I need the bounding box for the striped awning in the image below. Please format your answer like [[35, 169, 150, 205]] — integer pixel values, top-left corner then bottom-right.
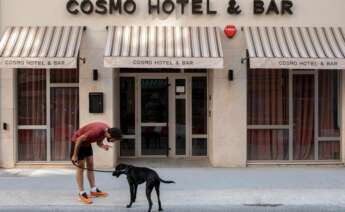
[[244, 26, 345, 70], [0, 26, 84, 69], [104, 26, 224, 69]]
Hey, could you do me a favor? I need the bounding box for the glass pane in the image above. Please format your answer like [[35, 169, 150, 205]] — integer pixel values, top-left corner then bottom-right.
[[319, 70, 340, 137], [50, 69, 79, 83], [176, 99, 186, 155], [120, 139, 135, 157], [51, 88, 79, 161], [18, 130, 47, 161], [248, 69, 289, 125], [141, 79, 168, 123], [142, 127, 168, 155], [192, 77, 207, 134], [319, 141, 340, 160], [248, 129, 289, 160], [192, 138, 207, 156], [293, 75, 315, 160], [120, 78, 135, 135], [17, 69, 46, 125]]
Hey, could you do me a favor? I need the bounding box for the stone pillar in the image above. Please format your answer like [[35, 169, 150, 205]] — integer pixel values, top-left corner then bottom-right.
[[79, 29, 117, 168], [0, 68, 16, 168], [208, 31, 247, 167]]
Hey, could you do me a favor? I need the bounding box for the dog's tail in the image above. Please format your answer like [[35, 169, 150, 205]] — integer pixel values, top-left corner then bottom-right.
[[159, 178, 175, 184]]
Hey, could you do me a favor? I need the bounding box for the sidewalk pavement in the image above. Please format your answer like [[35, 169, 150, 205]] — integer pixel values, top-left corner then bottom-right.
[[1, 166, 345, 211]]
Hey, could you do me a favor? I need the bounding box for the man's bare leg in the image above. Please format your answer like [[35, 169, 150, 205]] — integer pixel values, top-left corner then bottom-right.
[[86, 156, 96, 188], [76, 160, 85, 192], [87, 156, 108, 197]]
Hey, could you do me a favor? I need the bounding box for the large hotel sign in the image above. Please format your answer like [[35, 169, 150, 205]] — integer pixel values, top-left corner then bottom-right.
[[66, 0, 294, 16]]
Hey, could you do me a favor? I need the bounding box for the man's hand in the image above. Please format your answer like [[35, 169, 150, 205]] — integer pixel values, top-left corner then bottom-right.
[[102, 144, 112, 151], [71, 154, 78, 163]]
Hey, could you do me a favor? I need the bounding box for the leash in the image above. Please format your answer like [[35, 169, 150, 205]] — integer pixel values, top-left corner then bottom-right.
[[71, 160, 114, 173]]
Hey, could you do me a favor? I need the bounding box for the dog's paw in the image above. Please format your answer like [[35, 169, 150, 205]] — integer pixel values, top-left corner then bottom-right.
[[126, 204, 132, 208], [159, 208, 163, 211]]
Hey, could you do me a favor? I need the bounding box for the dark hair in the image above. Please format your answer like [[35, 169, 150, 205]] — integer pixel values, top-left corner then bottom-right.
[[107, 128, 122, 141]]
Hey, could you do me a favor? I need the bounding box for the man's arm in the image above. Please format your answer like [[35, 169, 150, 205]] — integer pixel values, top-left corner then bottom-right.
[[97, 139, 111, 151], [96, 140, 104, 148], [72, 135, 87, 162]]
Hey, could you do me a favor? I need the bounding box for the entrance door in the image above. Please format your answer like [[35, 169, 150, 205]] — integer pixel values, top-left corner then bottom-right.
[[293, 74, 315, 160], [140, 79, 169, 156], [119, 73, 208, 158]]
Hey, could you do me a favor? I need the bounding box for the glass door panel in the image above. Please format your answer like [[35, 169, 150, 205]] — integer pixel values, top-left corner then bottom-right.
[[141, 79, 169, 156]]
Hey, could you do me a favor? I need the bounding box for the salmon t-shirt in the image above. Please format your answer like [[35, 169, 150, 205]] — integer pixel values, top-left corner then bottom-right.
[[71, 122, 110, 145]]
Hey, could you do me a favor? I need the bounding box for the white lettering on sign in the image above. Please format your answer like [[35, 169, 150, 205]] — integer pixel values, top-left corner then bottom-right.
[[251, 58, 345, 70], [0, 58, 76, 69], [132, 59, 194, 67], [104, 56, 224, 69], [278, 60, 339, 68]]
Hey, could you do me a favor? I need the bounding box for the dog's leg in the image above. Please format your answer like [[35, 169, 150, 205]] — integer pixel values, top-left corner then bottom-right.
[[127, 183, 134, 208], [133, 184, 138, 202], [155, 183, 163, 211], [146, 183, 154, 212]]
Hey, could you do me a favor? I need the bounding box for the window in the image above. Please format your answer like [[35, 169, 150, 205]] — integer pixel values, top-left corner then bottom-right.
[[247, 69, 289, 160], [247, 69, 341, 161], [17, 69, 79, 162]]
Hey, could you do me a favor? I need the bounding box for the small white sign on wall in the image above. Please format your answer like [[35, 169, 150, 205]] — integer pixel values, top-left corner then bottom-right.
[[176, 86, 185, 94]]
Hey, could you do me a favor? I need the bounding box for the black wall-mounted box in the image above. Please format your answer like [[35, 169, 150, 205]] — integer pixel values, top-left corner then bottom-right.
[[89, 92, 104, 113]]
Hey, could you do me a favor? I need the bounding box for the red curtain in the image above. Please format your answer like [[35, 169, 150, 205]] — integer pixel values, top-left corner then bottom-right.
[[318, 70, 340, 160], [50, 69, 79, 161], [17, 69, 47, 161], [319, 141, 340, 160], [18, 130, 47, 161], [248, 130, 289, 160], [319, 70, 340, 137], [248, 69, 341, 161], [248, 69, 289, 125], [50, 69, 79, 83], [247, 69, 289, 160], [293, 75, 315, 160], [17, 69, 46, 125], [51, 87, 79, 161]]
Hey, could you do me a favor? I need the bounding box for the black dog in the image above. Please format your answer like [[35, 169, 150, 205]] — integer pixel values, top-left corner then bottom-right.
[[113, 164, 175, 212]]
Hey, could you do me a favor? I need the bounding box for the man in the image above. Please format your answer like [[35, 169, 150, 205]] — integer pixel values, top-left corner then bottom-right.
[[71, 122, 122, 204]]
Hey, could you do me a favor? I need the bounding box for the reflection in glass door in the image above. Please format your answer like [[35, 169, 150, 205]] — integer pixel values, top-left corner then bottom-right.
[[141, 79, 169, 156]]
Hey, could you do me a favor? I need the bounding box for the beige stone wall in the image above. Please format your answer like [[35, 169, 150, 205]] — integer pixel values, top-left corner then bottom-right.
[[1, 0, 345, 167]]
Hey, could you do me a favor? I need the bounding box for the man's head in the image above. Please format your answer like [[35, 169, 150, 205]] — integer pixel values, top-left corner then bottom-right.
[[105, 128, 122, 143]]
